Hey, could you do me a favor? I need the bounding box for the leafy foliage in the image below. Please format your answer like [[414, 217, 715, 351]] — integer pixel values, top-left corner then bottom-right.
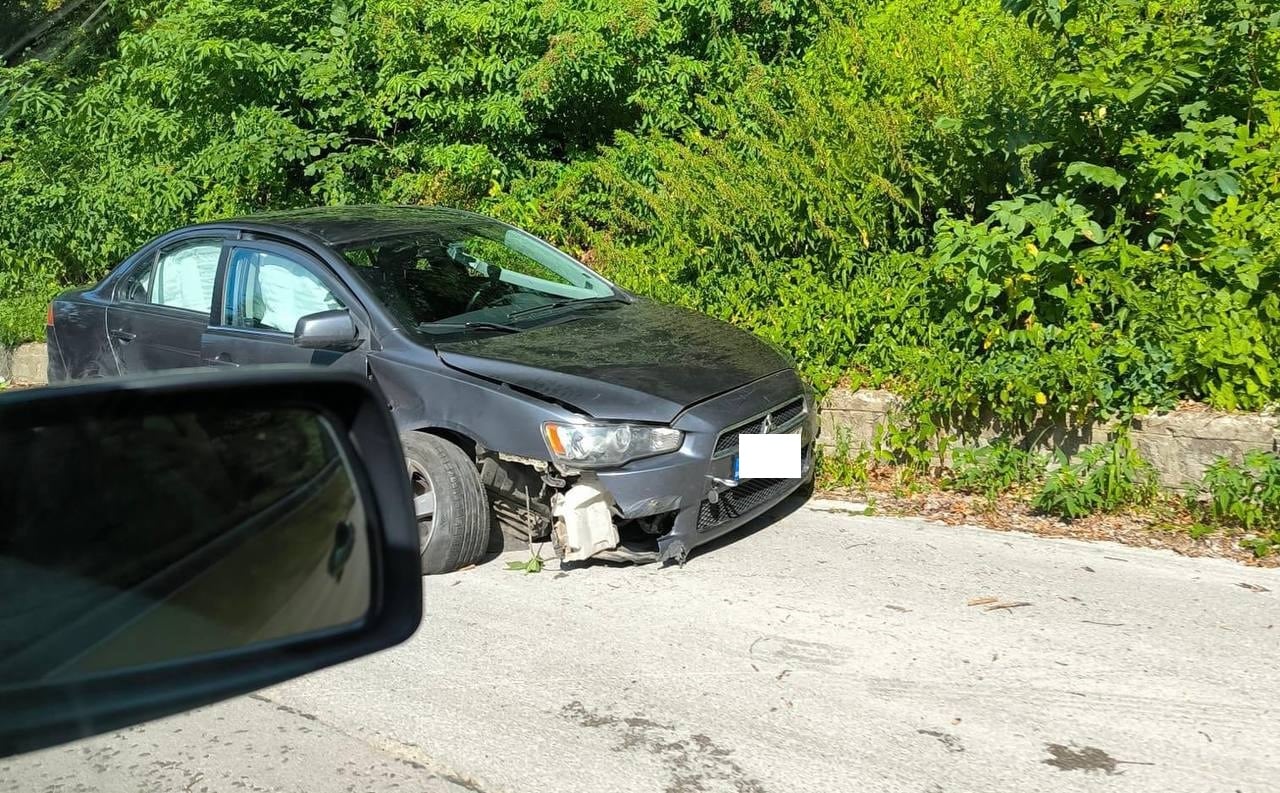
[[947, 438, 1045, 504], [2, 0, 1279, 447], [816, 428, 872, 491], [505, 553, 545, 574], [1189, 450, 1280, 555], [1033, 434, 1157, 519], [500, 0, 1280, 434], [0, 0, 831, 339]]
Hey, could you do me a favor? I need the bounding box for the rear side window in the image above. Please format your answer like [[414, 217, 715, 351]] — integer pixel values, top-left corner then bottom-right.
[[223, 248, 344, 333], [154, 242, 221, 312], [119, 240, 221, 313], [118, 260, 154, 304]]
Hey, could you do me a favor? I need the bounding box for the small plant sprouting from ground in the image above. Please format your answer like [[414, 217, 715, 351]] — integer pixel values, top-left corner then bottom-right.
[[1189, 451, 1280, 557], [506, 544, 546, 574], [1186, 522, 1216, 541], [817, 429, 872, 491], [946, 438, 1046, 507], [1034, 435, 1158, 520]]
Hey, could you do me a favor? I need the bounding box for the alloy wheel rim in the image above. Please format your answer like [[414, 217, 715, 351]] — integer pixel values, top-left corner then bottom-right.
[[406, 457, 436, 550]]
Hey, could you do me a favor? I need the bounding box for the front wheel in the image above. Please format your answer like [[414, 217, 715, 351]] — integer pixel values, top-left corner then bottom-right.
[[401, 433, 490, 575]]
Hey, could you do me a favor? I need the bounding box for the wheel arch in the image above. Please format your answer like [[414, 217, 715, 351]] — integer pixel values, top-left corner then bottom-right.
[[404, 424, 479, 461]]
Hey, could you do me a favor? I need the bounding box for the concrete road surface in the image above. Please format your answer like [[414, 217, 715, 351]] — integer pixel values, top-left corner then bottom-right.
[[5, 497, 1280, 793]]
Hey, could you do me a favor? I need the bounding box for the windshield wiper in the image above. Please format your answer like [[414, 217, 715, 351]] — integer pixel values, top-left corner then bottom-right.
[[507, 295, 629, 321], [416, 321, 523, 334]]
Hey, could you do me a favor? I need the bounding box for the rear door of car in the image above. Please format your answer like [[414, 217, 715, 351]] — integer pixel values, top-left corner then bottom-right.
[[106, 237, 226, 374], [201, 239, 368, 372]]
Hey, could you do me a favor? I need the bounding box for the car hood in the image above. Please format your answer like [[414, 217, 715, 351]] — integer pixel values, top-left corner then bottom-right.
[[435, 300, 791, 423]]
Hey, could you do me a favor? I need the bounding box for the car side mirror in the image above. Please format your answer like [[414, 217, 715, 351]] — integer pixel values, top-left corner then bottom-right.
[[294, 309, 360, 351], [0, 368, 421, 758]]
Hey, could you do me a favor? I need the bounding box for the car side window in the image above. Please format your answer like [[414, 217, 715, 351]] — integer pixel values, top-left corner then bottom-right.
[[118, 259, 154, 304], [119, 241, 221, 312], [223, 248, 345, 333], [151, 241, 222, 312]]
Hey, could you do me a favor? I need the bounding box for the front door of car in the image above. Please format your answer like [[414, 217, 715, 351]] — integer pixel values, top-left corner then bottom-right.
[[107, 238, 225, 374], [201, 241, 367, 373]]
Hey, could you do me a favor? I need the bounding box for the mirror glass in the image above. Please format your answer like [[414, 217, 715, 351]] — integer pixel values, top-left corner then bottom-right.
[[0, 404, 372, 688]]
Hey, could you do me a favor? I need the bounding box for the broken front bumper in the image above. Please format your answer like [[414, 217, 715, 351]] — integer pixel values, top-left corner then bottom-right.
[[586, 369, 818, 564]]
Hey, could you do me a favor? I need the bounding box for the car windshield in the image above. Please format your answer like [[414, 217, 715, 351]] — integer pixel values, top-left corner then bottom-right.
[[336, 220, 620, 333]]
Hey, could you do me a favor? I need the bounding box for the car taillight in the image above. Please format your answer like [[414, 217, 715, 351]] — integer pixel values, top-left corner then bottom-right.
[[46, 303, 54, 327]]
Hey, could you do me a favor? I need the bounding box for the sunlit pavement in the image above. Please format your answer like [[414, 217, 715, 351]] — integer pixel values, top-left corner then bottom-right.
[[6, 496, 1280, 793]]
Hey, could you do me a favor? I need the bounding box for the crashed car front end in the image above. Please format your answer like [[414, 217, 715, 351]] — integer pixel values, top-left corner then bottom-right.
[[496, 368, 818, 565], [371, 295, 820, 567]]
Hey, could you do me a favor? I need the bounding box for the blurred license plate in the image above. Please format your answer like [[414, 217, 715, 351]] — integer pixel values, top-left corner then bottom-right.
[[735, 433, 801, 479]]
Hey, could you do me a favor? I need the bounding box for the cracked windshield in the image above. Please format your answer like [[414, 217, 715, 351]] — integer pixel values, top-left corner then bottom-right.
[[1, 0, 1278, 792]]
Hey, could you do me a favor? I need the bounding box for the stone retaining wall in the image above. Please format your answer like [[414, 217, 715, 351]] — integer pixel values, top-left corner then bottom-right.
[[1130, 410, 1280, 489], [819, 387, 1280, 490], [0, 342, 47, 386]]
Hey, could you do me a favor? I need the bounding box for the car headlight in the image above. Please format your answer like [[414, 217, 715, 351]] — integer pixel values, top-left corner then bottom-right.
[[542, 422, 683, 468]]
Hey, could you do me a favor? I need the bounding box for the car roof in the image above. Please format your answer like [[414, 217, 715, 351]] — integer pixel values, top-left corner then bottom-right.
[[207, 205, 506, 248]]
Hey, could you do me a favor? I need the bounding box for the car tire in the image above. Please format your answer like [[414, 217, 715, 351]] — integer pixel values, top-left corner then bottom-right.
[[401, 432, 490, 575]]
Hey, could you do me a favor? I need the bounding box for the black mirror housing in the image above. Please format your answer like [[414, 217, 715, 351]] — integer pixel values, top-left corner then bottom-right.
[[0, 368, 421, 758], [294, 309, 360, 351]]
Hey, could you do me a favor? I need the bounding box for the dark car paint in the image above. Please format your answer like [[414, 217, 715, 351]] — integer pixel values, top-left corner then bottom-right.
[[48, 206, 816, 562], [232, 205, 521, 248], [435, 300, 788, 423], [107, 232, 237, 375], [45, 288, 110, 381], [365, 336, 568, 461], [199, 237, 372, 373], [110, 302, 209, 373]]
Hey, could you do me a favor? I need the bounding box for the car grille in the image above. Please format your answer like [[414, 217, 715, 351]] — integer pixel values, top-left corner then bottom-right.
[[712, 397, 805, 457], [697, 446, 811, 532]]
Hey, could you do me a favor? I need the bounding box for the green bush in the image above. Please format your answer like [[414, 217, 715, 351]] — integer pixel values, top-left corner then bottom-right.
[[947, 438, 1045, 504], [522, 0, 1053, 390], [2, 0, 1278, 459], [1033, 435, 1157, 519], [0, 0, 835, 343], [508, 0, 1280, 426], [1190, 450, 1280, 555]]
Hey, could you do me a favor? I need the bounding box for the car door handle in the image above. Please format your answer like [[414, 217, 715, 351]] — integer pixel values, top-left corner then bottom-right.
[[211, 353, 238, 367], [109, 329, 136, 343]]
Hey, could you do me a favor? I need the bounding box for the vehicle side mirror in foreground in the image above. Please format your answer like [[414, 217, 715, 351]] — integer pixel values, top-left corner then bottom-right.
[[0, 368, 421, 758], [294, 309, 360, 351]]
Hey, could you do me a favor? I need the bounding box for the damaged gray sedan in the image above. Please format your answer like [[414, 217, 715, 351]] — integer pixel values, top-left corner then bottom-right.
[[46, 206, 817, 572]]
